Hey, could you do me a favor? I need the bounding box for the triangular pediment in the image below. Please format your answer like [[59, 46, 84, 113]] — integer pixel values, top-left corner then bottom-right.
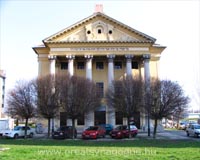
[[44, 12, 156, 43]]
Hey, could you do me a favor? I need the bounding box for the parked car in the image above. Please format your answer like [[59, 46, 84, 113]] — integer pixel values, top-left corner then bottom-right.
[[52, 126, 77, 139], [97, 124, 113, 134], [178, 122, 188, 130], [185, 122, 197, 129], [110, 125, 138, 139], [3, 126, 34, 139], [186, 124, 200, 138], [82, 126, 106, 139]]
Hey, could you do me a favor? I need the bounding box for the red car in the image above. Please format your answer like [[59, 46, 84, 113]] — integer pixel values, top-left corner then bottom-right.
[[110, 125, 138, 139], [82, 126, 106, 139]]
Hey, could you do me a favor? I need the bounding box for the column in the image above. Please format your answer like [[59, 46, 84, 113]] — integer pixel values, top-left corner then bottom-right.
[[84, 55, 94, 127], [143, 54, 151, 83], [85, 55, 93, 80], [107, 54, 115, 127], [66, 55, 75, 126], [66, 55, 75, 76], [125, 54, 134, 76], [48, 55, 56, 133], [48, 55, 56, 75], [107, 54, 115, 85], [143, 54, 151, 135]]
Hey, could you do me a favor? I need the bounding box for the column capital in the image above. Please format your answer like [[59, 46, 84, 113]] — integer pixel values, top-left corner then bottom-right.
[[48, 55, 56, 60], [66, 55, 75, 59], [107, 54, 115, 59], [125, 54, 134, 59], [143, 54, 151, 60], [84, 55, 93, 59]]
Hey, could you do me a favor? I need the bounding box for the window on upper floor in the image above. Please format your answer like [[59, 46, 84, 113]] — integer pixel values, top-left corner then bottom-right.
[[77, 62, 85, 69], [114, 61, 122, 69], [87, 30, 91, 34], [109, 30, 112, 34], [98, 29, 102, 34], [132, 61, 138, 69], [96, 62, 104, 70], [61, 62, 68, 70]]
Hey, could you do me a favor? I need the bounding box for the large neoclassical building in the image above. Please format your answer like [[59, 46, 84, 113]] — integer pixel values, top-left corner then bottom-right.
[[33, 7, 165, 130]]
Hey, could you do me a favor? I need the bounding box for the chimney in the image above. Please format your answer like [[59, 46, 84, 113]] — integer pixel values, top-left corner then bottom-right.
[[94, 4, 103, 13]]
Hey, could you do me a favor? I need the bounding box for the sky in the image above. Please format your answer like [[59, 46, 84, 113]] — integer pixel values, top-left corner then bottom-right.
[[0, 0, 200, 110]]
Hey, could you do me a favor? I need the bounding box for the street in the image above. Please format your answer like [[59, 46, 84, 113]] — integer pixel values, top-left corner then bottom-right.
[[32, 129, 200, 141], [147, 129, 200, 141]]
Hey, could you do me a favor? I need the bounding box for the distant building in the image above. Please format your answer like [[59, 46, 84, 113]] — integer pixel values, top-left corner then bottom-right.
[[33, 6, 166, 130], [0, 70, 6, 118]]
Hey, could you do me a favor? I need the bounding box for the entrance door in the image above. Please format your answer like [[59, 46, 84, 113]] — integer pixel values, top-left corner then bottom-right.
[[94, 111, 106, 125]]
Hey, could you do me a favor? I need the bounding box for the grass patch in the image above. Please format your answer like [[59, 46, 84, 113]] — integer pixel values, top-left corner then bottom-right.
[[0, 139, 199, 160]]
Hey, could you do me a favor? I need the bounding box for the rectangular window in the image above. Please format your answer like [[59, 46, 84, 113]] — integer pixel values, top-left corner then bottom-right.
[[96, 62, 104, 70], [96, 82, 104, 98], [116, 111, 123, 125], [132, 61, 138, 69], [114, 61, 122, 69], [77, 62, 85, 69], [61, 62, 68, 70]]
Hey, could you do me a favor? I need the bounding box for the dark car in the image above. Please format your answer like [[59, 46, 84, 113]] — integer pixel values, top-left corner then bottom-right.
[[110, 125, 138, 139], [82, 126, 106, 139], [52, 126, 77, 139], [98, 124, 114, 134]]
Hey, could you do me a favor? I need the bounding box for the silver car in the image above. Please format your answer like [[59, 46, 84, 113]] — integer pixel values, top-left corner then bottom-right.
[[186, 124, 200, 138]]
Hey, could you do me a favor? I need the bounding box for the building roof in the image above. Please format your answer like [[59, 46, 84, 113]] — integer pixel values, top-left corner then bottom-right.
[[43, 12, 156, 43]]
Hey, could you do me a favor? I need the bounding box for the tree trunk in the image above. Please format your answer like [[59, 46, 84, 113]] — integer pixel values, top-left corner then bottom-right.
[[177, 118, 180, 129], [51, 118, 54, 133], [24, 118, 28, 139], [47, 118, 51, 138], [72, 118, 76, 139], [15, 118, 19, 126], [153, 119, 158, 139]]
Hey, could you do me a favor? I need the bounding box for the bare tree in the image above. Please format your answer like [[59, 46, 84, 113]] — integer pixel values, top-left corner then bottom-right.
[[6, 80, 37, 138], [35, 74, 60, 138], [148, 79, 190, 138], [106, 76, 144, 138], [57, 74, 101, 139]]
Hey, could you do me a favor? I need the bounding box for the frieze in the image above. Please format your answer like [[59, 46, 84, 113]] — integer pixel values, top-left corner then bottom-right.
[[50, 47, 149, 52]]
